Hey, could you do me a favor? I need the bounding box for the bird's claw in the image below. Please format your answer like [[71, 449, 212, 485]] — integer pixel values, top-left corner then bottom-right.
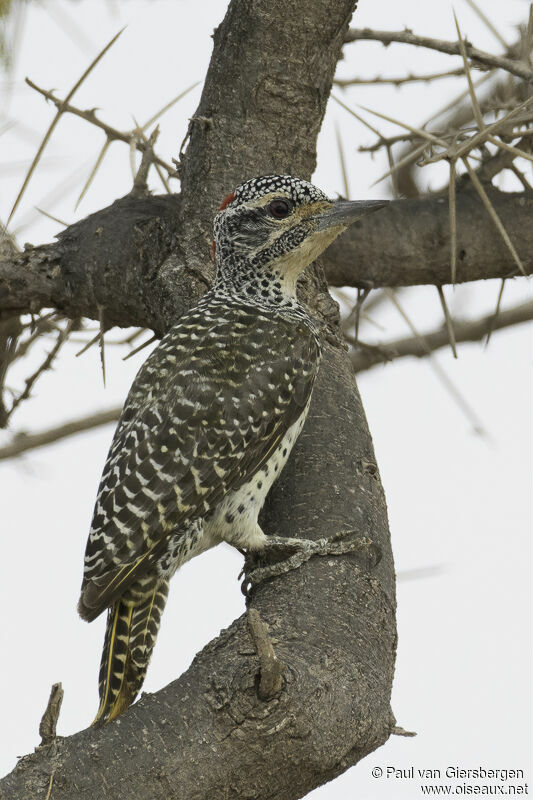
[[240, 530, 381, 597]]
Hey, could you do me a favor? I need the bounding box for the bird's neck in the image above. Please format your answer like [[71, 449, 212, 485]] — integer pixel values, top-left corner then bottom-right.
[[212, 253, 304, 316]]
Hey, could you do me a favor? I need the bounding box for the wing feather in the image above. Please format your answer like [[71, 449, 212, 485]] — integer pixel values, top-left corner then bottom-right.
[[79, 307, 319, 620]]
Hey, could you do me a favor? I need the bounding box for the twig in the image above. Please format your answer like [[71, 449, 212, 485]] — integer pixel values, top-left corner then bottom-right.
[[247, 609, 285, 700], [335, 67, 465, 87], [476, 147, 516, 183], [132, 126, 159, 195], [348, 299, 533, 371], [353, 103, 444, 186], [12, 314, 60, 360], [0, 326, 20, 427], [0, 406, 122, 460], [359, 131, 425, 153], [354, 100, 529, 280], [134, 125, 172, 194], [8, 319, 76, 420], [344, 28, 533, 83], [422, 95, 533, 164], [8, 27, 125, 223], [24, 80, 175, 173], [39, 682, 64, 746]]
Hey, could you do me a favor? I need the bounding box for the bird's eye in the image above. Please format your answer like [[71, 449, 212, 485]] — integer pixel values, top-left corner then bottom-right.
[[268, 199, 292, 219]]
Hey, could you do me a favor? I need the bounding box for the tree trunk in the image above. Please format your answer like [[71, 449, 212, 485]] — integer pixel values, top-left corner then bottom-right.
[[1, 1, 398, 798]]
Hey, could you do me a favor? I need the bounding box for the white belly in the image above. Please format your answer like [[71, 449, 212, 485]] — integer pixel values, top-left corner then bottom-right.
[[204, 402, 310, 550]]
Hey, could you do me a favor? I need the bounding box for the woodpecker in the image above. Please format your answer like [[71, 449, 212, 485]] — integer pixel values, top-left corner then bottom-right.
[[78, 175, 386, 724]]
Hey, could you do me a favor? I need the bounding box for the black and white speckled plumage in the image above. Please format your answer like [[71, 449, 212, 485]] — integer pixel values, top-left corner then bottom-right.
[[79, 175, 364, 724]]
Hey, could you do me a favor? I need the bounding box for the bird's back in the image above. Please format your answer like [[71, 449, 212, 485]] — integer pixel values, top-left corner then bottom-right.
[[79, 295, 320, 623]]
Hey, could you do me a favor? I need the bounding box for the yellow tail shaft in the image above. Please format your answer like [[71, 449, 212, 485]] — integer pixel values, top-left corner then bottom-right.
[[93, 576, 169, 724]]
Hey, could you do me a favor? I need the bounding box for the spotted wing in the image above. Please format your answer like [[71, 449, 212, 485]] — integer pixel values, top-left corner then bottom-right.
[[79, 307, 319, 620]]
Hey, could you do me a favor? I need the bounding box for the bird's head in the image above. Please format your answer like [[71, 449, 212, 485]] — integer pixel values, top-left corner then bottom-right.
[[212, 175, 387, 296]]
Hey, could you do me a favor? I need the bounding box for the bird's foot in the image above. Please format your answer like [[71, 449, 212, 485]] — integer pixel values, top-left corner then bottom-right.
[[241, 530, 381, 596]]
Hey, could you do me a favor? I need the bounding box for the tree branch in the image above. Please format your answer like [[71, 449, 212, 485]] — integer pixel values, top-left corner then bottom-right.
[[24, 79, 176, 175], [344, 27, 533, 83], [0, 1, 396, 798], [0, 344, 396, 800], [1, 189, 532, 331], [323, 189, 533, 288], [0, 406, 121, 460], [335, 67, 466, 87], [349, 299, 533, 372]]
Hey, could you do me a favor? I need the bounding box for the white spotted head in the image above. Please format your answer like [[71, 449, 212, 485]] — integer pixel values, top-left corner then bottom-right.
[[212, 175, 387, 302]]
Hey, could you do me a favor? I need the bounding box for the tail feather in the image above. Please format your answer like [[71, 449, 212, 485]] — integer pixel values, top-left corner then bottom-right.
[[92, 576, 169, 724]]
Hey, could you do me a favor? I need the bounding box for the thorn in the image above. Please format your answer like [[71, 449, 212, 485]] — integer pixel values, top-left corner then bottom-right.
[[75, 138, 111, 210], [448, 160, 457, 285], [485, 278, 506, 347], [385, 289, 487, 436], [334, 122, 350, 199], [353, 288, 371, 342], [463, 158, 526, 276], [453, 12, 485, 132], [140, 81, 200, 132], [8, 27, 125, 225], [35, 207, 69, 227], [437, 286, 457, 358], [122, 333, 158, 361], [75, 331, 100, 358], [98, 306, 106, 387]]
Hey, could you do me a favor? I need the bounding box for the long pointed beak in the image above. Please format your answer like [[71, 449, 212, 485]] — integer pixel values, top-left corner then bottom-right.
[[316, 199, 388, 231]]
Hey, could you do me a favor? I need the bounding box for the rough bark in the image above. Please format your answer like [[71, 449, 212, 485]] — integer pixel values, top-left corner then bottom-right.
[[2, 188, 531, 328], [1, 0, 397, 798], [0, 345, 395, 800], [323, 188, 533, 288]]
